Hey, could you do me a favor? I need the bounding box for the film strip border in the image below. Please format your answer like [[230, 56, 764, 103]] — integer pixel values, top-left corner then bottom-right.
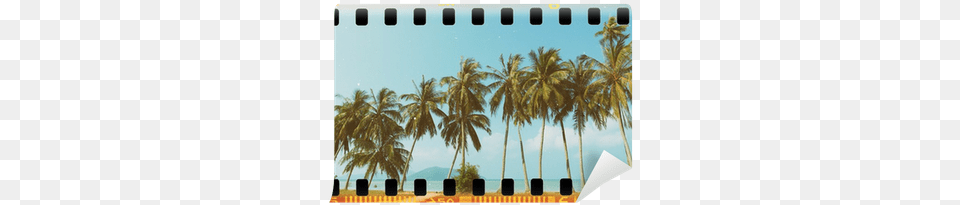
[[334, 6, 630, 26], [333, 195, 576, 203], [333, 178, 575, 196]]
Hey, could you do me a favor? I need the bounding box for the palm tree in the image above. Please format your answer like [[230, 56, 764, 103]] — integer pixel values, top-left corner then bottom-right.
[[487, 54, 525, 193], [438, 111, 491, 177], [511, 93, 534, 193], [334, 90, 372, 190], [398, 76, 447, 191], [339, 149, 365, 190], [552, 64, 575, 181], [356, 88, 407, 185], [349, 129, 409, 187], [440, 57, 493, 178], [564, 55, 606, 187], [522, 47, 569, 178], [595, 17, 628, 48], [334, 102, 351, 161], [591, 17, 633, 166]]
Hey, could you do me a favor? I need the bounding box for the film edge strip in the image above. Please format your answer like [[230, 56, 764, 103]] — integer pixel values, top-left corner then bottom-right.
[[333, 6, 630, 26], [332, 178, 575, 196], [331, 179, 578, 203]]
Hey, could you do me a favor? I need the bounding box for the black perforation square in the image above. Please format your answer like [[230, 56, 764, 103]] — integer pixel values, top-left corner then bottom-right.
[[443, 8, 455, 25], [501, 179, 514, 196], [414, 8, 426, 25], [530, 8, 542, 25], [472, 179, 485, 196], [356, 179, 369, 196], [472, 8, 484, 25], [617, 7, 630, 25], [501, 8, 513, 25], [560, 178, 573, 195], [414, 179, 427, 196], [588, 8, 600, 25], [559, 8, 571, 25], [333, 179, 339, 196], [531, 178, 543, 196], [355, 8, 368, 26], [334, 9, 339, 26], [385, 8, 397, 26], [385, 179, 398, 196], [443, 179, 456, 196]]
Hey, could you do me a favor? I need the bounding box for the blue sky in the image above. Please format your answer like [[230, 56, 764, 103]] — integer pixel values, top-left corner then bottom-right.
[[333, 4, 632, 183]]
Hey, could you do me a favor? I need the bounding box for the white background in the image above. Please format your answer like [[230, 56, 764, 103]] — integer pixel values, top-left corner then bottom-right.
[[1, 0, 958, 204]]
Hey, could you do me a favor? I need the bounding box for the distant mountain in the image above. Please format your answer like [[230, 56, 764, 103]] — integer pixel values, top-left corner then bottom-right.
[[408, 166, 485, 181]]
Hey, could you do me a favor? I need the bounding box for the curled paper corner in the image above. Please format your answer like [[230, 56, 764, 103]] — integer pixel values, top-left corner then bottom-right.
[[577, 150, 632, 201]]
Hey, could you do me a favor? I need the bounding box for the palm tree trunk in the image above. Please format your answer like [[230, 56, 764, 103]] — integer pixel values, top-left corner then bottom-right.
[[577, 131, 586, 187], [461, 138, 467, 176], [447, 142, 461, 179], [363, 166, 372, 182], [560, 120, 572, 179], [363, 151, 378, 186], [399, 139, 419, 191], [336, 143, 350, 165], [344, 168, 354, 191], [461, 123, 467, 169], [517, 126, 530, 193], [498, 122, 511, 193], [334, 142, 346, 163], [615, 103, 633, 166], [539, 116, 546, 178], [362, 168, 373, 189], [333, 151, 339, 189]]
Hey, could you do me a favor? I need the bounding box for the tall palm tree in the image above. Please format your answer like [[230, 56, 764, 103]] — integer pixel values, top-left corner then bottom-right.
[[592, 17, 633, 166], [552, 63, 576, 181], [511, 90, 536, 193], [334, 90, 372, 190], [398, 76, 447, 191], [339, 149, 365, 190], [564, 55, 606, 187], [487, 54, 525, 193], [349, 129, 409, 187], [595, 17, 628, 48], [522, 47, 569, 178], [440, 57, 493, 178], [438, 111, 491, 177], [334, 102, 351, 161], [357, 88, 407, 185]]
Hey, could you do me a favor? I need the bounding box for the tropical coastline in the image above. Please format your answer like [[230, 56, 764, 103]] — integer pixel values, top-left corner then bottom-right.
[[334, 16, 633, 198]]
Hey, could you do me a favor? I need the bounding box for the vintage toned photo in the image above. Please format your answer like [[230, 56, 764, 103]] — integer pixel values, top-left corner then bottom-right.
[[333, 5, 632, 202]]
